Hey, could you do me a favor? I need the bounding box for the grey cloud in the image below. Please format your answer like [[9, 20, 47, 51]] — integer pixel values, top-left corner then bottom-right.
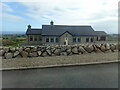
[[67, 8, 80, 10], [91, 19, 118, 34], [89, 9, 117, 21], [53, 7, 66, 12]]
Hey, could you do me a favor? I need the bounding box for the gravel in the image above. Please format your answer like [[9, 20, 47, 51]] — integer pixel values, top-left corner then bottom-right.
[[1, 51, 118, 69]]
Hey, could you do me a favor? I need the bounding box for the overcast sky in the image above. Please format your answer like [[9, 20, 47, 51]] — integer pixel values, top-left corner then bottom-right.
[[1, 0, 119, 34]]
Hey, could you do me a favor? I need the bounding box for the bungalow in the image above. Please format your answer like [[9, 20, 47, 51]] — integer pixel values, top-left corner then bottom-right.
[[26, 21, 107, 45]]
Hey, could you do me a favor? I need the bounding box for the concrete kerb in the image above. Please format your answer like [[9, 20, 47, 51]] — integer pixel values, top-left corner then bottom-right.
[[1, 60, 119, 71]]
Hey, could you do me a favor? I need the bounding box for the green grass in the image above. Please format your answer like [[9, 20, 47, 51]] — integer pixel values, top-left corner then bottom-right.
[[2, 34, 27, 47], [107, 36, 118, 41]]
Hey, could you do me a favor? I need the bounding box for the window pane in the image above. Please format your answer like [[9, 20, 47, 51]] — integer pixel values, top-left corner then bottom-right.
[[100, 36, 106, 41], [39, 38, 42, 41], [46, 38, 49, 42], [91, 38, 93, 42], [96, 37, 99, 41], [30, 37, 33, 41], [35, 37, 37, 41], [73, 37, 76, 42], [78, 38, 81, 42], [86, 38, 89, 42], [56, 38, 59, 42], [51, 38, 54, 42]]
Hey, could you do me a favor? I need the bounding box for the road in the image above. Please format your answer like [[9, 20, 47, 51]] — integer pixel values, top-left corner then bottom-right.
[[2, 63, 118, 88]]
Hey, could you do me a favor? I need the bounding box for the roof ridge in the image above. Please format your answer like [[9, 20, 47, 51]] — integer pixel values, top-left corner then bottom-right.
[[95, 31, 105, 32], [42, 25, 91, 27], [31, 28, 42, 29]]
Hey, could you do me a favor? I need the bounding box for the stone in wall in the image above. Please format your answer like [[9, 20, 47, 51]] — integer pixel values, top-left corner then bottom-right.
[[41, 51, 48, 57], [3, 47, 9, 53], [46, 49, 52, 56], [0, 50, 5, 56], [95, 44, 101, 49], [110, 44, 116, 52], [78, 46, 86, 54], [37, 51, 42, 56], [5, 52, 13, 59], [10, 47, 16, 52], [0, 47, 2, 50], [29, 52, 38, 57], [13, 51, 20, 57], [37, 47, 42, 51], [71, 47, 79, 54], [20, 51, 29, 57], [105, 43, 110, 50], [66, 48, 72, 55], [50, 47, 56, 53], [60, 52, 68, 56], [24, 48, 31, 53], [16, 55, 22, 58], [54, 48, 61, 55], [100, 44, 106, 52], [84, 44, 94, 53], [116, 44, 119, 49], [16, 47, 23, 52], [92, 44, 101, 52], [31, 47, 37, 52], [61, 47, 67, 52], [40, 47, 46, 52]]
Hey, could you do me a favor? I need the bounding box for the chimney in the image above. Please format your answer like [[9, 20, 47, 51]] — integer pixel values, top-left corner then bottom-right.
[[28, 24, 31, 30], [50, 20, 54, 25]]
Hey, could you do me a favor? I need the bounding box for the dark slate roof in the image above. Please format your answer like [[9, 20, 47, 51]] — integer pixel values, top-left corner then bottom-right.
[[95, 31, 107, 36], [26, 29, 42, 35], [42, 25, 98, 36], [26, 25, 107, 36]]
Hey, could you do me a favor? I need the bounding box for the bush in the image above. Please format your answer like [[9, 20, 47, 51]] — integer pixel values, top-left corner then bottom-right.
[[2, 40, 18, 46]]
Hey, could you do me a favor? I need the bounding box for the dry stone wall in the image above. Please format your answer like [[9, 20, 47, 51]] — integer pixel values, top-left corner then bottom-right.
[[0, 43, 119, 59]]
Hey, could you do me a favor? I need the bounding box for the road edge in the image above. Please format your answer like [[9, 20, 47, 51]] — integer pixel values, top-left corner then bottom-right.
[[1, 60, 119, 71]]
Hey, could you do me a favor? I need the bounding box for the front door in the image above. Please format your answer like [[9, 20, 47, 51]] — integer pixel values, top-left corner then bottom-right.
[[65, 37, 68, 45]]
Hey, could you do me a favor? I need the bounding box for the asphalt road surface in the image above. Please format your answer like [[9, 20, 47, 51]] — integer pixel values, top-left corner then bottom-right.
[[2, 63, 118, 88]]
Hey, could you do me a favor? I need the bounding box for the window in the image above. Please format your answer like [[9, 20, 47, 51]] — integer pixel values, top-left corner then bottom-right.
[[65, 37, 68, 40], [34, 37, 37, 41], [30, 37, 33, 41], [39, 38, 42, 41], [96, 37, 99, 41], [100, 36, 106, 41], [78, 38, 81, 42], [51, 38, 54, 42], [91, 38, 93, 42], [73, 37, 76, 42], [64, 42, 66, 45], [46, 38, 49, 42], [56, 38, 59, 42], [86, 38, 89, 42]]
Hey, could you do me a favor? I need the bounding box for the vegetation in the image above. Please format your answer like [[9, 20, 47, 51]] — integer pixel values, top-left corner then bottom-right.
[[0, 34, 118, 47], [107, 34, 118, 41], [1, 34, 26, 47]]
